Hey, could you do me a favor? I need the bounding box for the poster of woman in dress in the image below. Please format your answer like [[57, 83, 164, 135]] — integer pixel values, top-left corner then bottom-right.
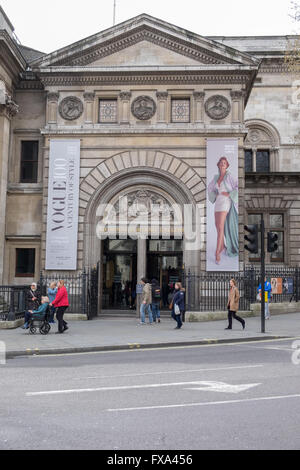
[[207, 139, 239, 272]]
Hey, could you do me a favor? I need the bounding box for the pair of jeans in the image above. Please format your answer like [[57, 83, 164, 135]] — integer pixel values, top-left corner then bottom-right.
[[56, 306, 68, 332], [265, 302, 270, 319], [24, 311, 32, 325], [227, 310, 244, 329], [152, 302, 160, 321], [140, 303, 153, 324], [172, 310, 183, 328], [49, 306, 56, 322]]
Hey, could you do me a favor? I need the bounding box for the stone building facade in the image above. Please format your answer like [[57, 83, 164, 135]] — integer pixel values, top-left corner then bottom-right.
[[0, 8, 300, 310]]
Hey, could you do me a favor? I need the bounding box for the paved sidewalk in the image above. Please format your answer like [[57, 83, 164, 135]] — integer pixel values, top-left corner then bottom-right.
[[0, 312, 299, 358]]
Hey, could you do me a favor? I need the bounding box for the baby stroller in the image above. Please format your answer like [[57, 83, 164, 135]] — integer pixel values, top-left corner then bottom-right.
[[28, 306, 51, 335]]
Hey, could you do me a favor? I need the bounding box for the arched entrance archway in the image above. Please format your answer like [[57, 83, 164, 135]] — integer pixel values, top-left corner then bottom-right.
[[81, 151, 205, 313]]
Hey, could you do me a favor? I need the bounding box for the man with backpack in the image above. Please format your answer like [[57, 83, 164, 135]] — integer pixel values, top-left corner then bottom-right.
[[151, 278, 161, 323]]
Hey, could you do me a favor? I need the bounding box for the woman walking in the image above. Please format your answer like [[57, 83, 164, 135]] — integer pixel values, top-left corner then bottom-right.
[[171, 282, 185, 330], [225, 279, 245, 330], [50, 280, 69, 334]]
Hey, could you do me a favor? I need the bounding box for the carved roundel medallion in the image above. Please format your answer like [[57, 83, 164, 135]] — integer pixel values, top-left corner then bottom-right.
[[205, 95, 231, 120], [59, 96, 84, 121], [131, 96, 156, 121]]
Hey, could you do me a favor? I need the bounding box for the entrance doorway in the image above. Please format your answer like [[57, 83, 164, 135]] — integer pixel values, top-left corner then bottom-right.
[[102, 239, 137, 310], [147, 239, 183, 309]]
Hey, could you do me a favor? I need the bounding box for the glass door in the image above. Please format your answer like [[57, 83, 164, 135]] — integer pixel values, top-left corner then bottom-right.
[[147, 239, 183, 309], [102, 239, 137, 310]]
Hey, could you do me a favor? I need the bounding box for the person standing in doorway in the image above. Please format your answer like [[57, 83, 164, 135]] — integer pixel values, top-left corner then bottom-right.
[[171, 282, 185, 330], [50, 280, 69, 334], [139, 278, 153, 325], [151, 278, 161, 323], [225, 279, 245, 330], [47, 282, 57, 324]]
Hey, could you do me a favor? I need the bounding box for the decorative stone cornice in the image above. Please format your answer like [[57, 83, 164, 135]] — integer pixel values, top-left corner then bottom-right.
[[0, 94, 19, 118], [38, 70, 254, 88], [246, 172, 300, 187]]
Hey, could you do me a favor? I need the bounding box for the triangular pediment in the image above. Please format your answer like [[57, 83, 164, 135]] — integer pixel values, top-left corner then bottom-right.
[[31, 14, 260, 69]]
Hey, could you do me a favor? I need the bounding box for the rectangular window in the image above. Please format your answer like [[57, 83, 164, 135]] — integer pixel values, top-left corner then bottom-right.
[[99, 99, 118, 123], [245, 150, 253, 172], [20, 141, 39, 183], [171, 98, 190, 123], [15, 249, 35, 277], [256, 150, 270, 173]]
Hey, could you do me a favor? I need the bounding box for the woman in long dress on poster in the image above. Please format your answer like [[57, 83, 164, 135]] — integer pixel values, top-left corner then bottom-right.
[[208, 157, 239, 265]]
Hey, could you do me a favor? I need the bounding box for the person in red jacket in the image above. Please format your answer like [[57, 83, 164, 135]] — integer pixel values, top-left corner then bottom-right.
[[50, 280, 69, 334]]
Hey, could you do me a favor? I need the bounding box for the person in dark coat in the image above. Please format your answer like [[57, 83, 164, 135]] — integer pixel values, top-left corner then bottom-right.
[[170, 282, 185, 330], [151, 278, 161, 323], [25, 283, 41, 311]]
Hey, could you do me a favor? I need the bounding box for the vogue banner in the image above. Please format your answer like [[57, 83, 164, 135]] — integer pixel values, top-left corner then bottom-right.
[[207, 139, 239, 272], [45, 140, 80, 270]]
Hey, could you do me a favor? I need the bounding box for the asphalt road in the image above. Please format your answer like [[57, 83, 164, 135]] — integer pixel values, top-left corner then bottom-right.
[[1, 338, 300, 450]]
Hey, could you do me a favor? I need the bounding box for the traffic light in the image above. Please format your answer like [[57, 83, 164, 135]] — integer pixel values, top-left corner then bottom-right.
[[244, 224, 259, 254], [267, 232, 278, 253]]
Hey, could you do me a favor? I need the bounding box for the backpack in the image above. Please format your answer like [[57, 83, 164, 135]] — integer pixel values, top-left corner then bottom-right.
[[153, 286, 161, 299]]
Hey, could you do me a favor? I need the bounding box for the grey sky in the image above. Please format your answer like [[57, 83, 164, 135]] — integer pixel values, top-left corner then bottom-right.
[[1, 0, 297, 53]]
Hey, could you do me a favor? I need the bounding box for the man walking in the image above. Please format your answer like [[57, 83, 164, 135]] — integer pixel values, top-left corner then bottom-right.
[[139, 278, 153, 325]]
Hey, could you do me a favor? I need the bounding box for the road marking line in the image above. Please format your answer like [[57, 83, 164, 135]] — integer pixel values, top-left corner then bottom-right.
[[107, 394, 300, 412], [80, 364, 263, 381], [26, 379, 260, 397]]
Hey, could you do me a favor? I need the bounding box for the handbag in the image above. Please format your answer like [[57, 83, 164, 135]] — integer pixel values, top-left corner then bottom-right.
[[174, 304, 181, 316]]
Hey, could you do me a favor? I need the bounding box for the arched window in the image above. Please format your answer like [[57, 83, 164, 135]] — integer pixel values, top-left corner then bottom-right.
[[245, 120, 281, 173]]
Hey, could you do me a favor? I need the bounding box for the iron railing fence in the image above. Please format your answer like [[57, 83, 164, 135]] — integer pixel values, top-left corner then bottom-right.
[[39, 271, 87, 316], [183, 266, 300, 312], [0, 286, 26, 321]]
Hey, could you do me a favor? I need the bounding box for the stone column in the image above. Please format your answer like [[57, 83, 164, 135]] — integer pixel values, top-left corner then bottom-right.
[[0, 95, 19, 283], [83, 92, 95, 124], [47, 92, 60, 125], [136, 238, 147, 318], [230, 90, 244, 123], [156, 92, 168, 123], [119, 92, 132, 124], [193, 92, 205, 123]]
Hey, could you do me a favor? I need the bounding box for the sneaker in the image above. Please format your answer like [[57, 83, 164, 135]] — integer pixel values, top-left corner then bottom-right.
[[138, 322, 146, 325], [22, 323, 28, 330]]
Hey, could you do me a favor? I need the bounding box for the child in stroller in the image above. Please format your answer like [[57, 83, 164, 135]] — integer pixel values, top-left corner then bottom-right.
[[23, 296, 51, 335]]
